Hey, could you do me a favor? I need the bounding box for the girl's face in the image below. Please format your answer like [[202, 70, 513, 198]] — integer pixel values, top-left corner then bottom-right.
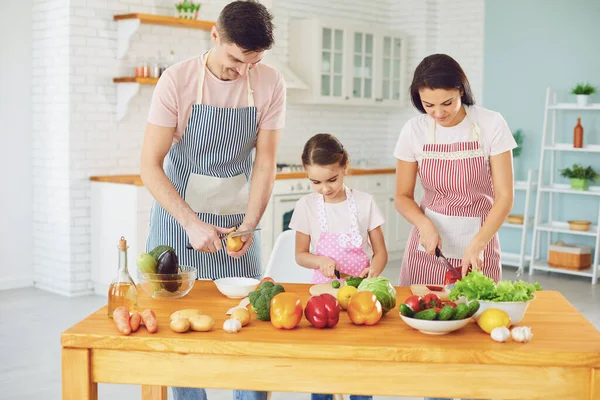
[[419, 88, 464, 127], [305, 163, 349, 202]]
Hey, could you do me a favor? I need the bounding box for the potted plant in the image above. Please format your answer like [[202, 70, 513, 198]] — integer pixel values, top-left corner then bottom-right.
[[571, 83, 596, 107], [512, 129, 523, 157], [560, 164, 599, 190], [175, 0, 201, 19]]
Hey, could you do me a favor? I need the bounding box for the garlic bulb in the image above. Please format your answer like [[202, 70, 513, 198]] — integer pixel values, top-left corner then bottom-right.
[[223, 318, 242, 333], [511, 326, 533, 343], [490, 327, 510, 342]]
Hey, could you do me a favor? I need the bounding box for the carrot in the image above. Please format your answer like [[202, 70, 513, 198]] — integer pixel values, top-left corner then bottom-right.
[[129, 311, 141, 332], [141, 309, 158, 333], [113, 307, 131, 335]]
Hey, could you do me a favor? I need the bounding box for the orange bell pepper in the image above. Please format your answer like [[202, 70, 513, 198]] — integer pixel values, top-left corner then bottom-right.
[[347, 291, 383, 326], [270, 292, 303, 329]]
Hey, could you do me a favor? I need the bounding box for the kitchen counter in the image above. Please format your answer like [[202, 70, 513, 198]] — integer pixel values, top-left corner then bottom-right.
[[89, 168, 396, 186], [61, 281, 600, 400]]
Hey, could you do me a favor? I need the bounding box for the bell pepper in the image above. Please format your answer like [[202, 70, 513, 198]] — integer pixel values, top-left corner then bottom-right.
[[304, 293, 340, 329], [347, 291, 382, 326], [270, 292, 303, 329]]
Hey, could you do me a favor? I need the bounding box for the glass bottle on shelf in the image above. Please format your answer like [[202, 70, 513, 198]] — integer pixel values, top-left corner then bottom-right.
[[107, 236, 138, 318]]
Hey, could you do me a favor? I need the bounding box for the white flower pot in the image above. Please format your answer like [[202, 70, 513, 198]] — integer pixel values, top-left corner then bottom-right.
[[576, 95, 590, 107]]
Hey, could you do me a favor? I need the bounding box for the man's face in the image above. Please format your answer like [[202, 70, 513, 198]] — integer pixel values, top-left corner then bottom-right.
[[211, 27, 264, 80]]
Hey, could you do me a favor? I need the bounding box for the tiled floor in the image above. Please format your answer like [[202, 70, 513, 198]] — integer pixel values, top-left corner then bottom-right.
[[1, 266, 598, 400]]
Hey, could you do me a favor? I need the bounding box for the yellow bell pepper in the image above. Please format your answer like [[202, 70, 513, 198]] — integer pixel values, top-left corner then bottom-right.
[[347, 291, 382, 326], [270, 292, 303, 329]]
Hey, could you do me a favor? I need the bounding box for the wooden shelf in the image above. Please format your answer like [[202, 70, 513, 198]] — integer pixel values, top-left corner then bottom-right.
[[113, 13, 215, 30], [113, 77, 158, 85]]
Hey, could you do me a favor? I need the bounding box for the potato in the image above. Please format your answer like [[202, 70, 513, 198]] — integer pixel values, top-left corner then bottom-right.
[[170, 317, 190, 333], [170, 309, 202, 321], [230, 308, 250, 327], [226, 232, 243, 252], [189, 315, 214, 332]]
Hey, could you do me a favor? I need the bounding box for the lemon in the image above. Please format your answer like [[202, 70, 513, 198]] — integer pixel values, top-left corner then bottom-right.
[[477, 308, 511, 334], [337, 285, 358, 310]]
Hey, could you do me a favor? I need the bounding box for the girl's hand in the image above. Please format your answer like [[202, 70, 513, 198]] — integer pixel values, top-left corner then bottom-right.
[[461, 241, 485, 276], [418, 219, 442, 255], [317, 257, 337, 279], [359, 266, 383, 278]]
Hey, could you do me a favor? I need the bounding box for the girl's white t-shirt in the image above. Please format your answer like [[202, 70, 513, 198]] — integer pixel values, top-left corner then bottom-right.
[[289, 189, 385, 258], [394, 105, 518, 164]]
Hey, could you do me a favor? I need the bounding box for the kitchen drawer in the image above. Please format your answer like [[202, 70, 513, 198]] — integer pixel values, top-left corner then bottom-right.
[[366, 174, 392, 194]]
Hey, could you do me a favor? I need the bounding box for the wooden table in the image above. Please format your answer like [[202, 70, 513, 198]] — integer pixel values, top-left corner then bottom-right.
[[61, 282, 600, 400]]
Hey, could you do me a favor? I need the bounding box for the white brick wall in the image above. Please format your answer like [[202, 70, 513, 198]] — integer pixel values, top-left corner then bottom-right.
[[30, 0, 484, 295]]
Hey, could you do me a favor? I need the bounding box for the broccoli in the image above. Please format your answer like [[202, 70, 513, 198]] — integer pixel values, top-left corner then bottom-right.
[[344, 276, 364, 288], [248, 281, 285, 321]]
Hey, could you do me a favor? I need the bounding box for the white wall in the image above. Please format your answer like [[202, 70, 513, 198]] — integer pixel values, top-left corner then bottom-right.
[[24, 0, 484, 295], [0, 0, 34, 290]]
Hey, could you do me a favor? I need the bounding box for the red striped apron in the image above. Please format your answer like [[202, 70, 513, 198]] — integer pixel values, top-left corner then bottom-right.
[[399, 106, 501, 286]]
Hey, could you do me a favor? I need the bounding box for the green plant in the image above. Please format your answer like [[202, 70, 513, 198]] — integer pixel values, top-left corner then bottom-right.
[[571, 83, 596, 95], [512, 129, 523, 157], [560, 164, 599, 181]]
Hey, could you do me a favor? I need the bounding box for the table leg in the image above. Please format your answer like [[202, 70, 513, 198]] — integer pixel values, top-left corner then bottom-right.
[[62, 348, 97, 400], [592, 368, 599, 399], [142, 385, 168, 400]]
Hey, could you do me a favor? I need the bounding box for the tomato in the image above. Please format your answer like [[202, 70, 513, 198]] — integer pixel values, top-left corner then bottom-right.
[[433, 307, 443, 313], [446, 301, 457, 309], [425, 285, 443, 291], [404, 295, 422, 313], [423, 293, 441, 308]]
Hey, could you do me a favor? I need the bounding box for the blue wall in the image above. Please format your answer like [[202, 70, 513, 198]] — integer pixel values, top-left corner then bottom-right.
[[483, 0, 600, 256]]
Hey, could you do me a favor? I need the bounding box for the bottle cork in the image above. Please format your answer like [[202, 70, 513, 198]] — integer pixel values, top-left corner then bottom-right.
[[118, 236, 127, 251]]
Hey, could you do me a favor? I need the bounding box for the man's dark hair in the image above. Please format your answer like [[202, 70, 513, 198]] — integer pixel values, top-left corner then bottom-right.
[[410, 54, 475, 113], [217, 0, 275, 52]]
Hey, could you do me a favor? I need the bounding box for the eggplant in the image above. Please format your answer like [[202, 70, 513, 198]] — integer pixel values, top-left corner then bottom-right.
[[156, 250, 178, 275]]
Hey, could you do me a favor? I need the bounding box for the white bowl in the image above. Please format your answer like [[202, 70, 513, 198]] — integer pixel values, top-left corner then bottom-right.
[[455, 295, 535, 325], [399, 314, 472, 335], [214, 277, 260, 299]]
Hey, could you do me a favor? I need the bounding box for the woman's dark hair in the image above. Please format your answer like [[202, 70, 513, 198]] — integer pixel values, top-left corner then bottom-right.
[[301, 134, 349, 167], [217, 1, 275, 52], [410, 54, 475, 113]]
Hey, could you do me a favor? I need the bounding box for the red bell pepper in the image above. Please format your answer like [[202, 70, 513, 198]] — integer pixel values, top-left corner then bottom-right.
[[304, 293, 340, 329], [270, 292, 303, 329]]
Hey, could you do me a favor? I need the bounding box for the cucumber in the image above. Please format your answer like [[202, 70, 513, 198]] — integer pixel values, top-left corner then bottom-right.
[[466, 301, 480, 318], [149, 245, 175, 262], [438, 305, 455, 321], [399, 304, 415, 318], [453, 303, 469, 320], [331, 280, 341, 289], [414, 308, 437, 320]]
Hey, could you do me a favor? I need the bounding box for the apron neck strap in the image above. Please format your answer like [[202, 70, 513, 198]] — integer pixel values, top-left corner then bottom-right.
[[196, 49, 255, 107], [317, 186, 360, 235], [427, 105, 481, 144]]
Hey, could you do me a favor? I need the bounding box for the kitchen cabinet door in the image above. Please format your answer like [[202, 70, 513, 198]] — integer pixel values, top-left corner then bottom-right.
[[350, 31, 375, 102], [377, 34, 407, 105]]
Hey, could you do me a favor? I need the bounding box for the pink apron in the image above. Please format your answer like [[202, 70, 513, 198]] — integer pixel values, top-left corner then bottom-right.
[[399, 106, 501, 286], [312, 187, 370, 284]]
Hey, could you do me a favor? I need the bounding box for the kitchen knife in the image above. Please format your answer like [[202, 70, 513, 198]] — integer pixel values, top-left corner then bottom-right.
[[435, 247, 462, 278], [185, 228, 262, 250]]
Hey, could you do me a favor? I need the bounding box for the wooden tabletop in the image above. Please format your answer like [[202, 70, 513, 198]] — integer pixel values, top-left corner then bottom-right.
[[89, 168, 396, 186], [62, 282, 600, 369]]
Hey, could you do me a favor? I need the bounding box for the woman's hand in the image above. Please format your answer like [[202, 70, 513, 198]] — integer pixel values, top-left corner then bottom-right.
[[317, 257, 337, 279], [418, 219, 442, 255], [461, 240, 485, 275]]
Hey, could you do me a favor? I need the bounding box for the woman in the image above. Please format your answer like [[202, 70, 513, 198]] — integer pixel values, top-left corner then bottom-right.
[[394, 53, 517, 290]]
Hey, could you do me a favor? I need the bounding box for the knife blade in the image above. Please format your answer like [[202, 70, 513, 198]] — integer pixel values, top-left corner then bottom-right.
[[185, 228, 262, 250], [435, 247, 462, 278]]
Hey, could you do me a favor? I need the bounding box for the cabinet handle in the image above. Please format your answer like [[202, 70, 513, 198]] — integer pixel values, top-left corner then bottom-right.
[[279, 198, 302, 203], [375, 98, 383, 102], [376, 182, 381, 186]]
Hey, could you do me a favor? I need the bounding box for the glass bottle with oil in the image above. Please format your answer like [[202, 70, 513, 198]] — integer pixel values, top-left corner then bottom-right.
[[108, 236, 138, 318]]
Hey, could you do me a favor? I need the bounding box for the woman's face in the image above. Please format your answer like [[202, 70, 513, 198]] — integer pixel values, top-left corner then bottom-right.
[[419, 88, 464, 127], [305, 163, 348, 202]]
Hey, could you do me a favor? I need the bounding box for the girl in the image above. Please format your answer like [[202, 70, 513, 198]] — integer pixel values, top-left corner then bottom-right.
[[290, 133, 388, 286]]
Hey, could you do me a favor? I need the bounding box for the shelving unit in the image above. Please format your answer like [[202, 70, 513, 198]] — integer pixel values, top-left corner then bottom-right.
[[500, 169, 537, 275], [529, 87, 600, 284]]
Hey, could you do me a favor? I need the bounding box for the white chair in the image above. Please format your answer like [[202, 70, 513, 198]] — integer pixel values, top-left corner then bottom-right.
[[264, 230, 314, 283]]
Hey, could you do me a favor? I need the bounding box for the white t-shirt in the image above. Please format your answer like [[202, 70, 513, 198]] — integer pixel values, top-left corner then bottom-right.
[[288, 190, 385, 259], [393, 105, 517, 164]]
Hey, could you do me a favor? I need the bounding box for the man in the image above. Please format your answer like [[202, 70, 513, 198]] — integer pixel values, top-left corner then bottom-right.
[[140, 1, 285, 399]]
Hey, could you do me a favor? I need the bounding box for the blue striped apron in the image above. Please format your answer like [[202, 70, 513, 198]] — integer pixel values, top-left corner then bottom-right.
[[146, 50, 261, 280]]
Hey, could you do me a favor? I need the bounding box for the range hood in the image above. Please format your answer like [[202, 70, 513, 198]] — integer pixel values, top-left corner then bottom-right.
[[262, 52, 308, 90]]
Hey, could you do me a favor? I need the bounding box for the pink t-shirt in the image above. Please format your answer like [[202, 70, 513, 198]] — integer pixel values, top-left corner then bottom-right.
[[289, 190, 385, 259], [148, 52, 286, 142], [394, 105, 517, 164]]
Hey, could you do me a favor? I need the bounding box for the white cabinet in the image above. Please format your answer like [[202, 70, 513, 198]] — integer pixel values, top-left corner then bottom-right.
[[288, 18, 407, 107]]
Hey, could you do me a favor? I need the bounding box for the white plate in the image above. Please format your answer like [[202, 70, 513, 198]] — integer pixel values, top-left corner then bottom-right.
[[400, 314, 472, 335], [214, 277, 260, 299]]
